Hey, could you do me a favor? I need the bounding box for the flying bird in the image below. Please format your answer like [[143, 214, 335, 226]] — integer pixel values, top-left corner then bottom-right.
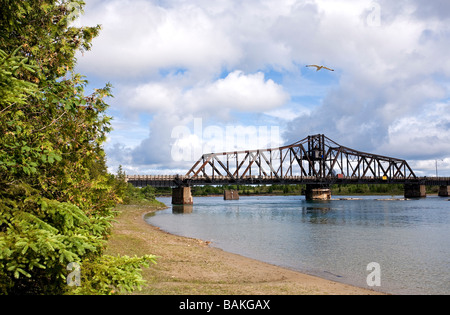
[[306, 65, 334, 72]]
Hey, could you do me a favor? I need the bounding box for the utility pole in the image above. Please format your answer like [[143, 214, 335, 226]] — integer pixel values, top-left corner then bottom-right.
[[436, 159, 443, 177]]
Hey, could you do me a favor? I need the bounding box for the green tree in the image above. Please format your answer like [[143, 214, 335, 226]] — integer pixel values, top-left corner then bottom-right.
[[114, 165, 128, 203], [0, 0, 155, 295]]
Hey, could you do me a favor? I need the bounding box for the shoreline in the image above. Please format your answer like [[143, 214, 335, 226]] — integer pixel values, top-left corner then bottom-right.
[[106, 204, 386, 295]]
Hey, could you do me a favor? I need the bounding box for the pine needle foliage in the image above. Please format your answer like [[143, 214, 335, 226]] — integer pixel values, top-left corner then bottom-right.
[[0, 0, 156, 295]]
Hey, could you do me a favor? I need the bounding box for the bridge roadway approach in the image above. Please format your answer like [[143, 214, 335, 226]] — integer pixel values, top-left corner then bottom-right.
[[125, 134, 450, 204]]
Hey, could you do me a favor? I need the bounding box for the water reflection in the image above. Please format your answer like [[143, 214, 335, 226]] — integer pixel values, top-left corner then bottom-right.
[[172, 204, 193, 214], [302, 207, 332, 224]]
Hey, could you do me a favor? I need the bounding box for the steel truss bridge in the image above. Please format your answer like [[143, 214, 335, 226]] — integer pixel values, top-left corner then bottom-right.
[[127, 134, 450, 188]]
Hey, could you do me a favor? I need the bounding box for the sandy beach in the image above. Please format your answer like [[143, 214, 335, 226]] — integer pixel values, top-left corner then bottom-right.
[[106, 204, 385, 295]]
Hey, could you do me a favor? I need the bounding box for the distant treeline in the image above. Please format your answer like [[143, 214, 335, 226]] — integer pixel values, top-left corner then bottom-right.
[[154, 184, 442, 196]]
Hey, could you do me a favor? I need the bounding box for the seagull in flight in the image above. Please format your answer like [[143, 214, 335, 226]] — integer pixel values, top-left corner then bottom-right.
[[306, 65, 334, 72]]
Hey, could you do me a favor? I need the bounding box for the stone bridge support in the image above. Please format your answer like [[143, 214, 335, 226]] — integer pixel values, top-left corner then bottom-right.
[[404, 184, 426, 198], [305, 184, 331, 201], [224, 189, 239, 200], [438, 186, 450, 197], [172, 187, 193, 205]]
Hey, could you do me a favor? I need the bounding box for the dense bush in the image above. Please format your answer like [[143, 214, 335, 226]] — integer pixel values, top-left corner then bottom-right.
[[123, 184, 159, 205], [0, 0, 154, 295]]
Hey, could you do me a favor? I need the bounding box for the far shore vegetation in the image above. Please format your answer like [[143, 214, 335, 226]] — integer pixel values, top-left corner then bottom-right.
[[152, 183, 442, 197]]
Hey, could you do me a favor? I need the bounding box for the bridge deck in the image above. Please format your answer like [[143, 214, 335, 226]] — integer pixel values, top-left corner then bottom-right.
[[126, 175, 450, 188]]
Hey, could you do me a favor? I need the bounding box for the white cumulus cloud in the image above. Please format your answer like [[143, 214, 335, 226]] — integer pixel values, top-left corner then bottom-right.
[[74, 0, 450, 175]]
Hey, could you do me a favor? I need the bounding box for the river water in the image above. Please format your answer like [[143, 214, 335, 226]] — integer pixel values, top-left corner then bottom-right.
[[145, 195, 450, 295]]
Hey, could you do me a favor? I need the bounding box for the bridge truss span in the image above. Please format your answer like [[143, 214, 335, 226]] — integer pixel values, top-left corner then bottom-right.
[[185, 134, 417, 183]]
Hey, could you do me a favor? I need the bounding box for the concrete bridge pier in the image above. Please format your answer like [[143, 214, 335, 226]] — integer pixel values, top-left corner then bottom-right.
[[404, 184, 426, 198], [438, 186, 450, 197], [172, 186, 193, 205], [224, 189, 239, 200], [305, 184, 331, 201]]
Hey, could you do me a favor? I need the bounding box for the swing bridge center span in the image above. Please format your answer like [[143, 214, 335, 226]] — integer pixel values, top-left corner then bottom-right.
[[126, 134, 450, 204]]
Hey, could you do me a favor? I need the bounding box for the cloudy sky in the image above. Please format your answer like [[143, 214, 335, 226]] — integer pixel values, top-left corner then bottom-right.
[[74, 0, 450, 176]]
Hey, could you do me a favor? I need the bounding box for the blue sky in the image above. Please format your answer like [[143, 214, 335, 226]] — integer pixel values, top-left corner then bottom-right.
[[74, 0, 450, 176]]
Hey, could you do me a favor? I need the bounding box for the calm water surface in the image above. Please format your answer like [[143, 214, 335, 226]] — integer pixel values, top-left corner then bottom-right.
[[145, 195, 450, 295]]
